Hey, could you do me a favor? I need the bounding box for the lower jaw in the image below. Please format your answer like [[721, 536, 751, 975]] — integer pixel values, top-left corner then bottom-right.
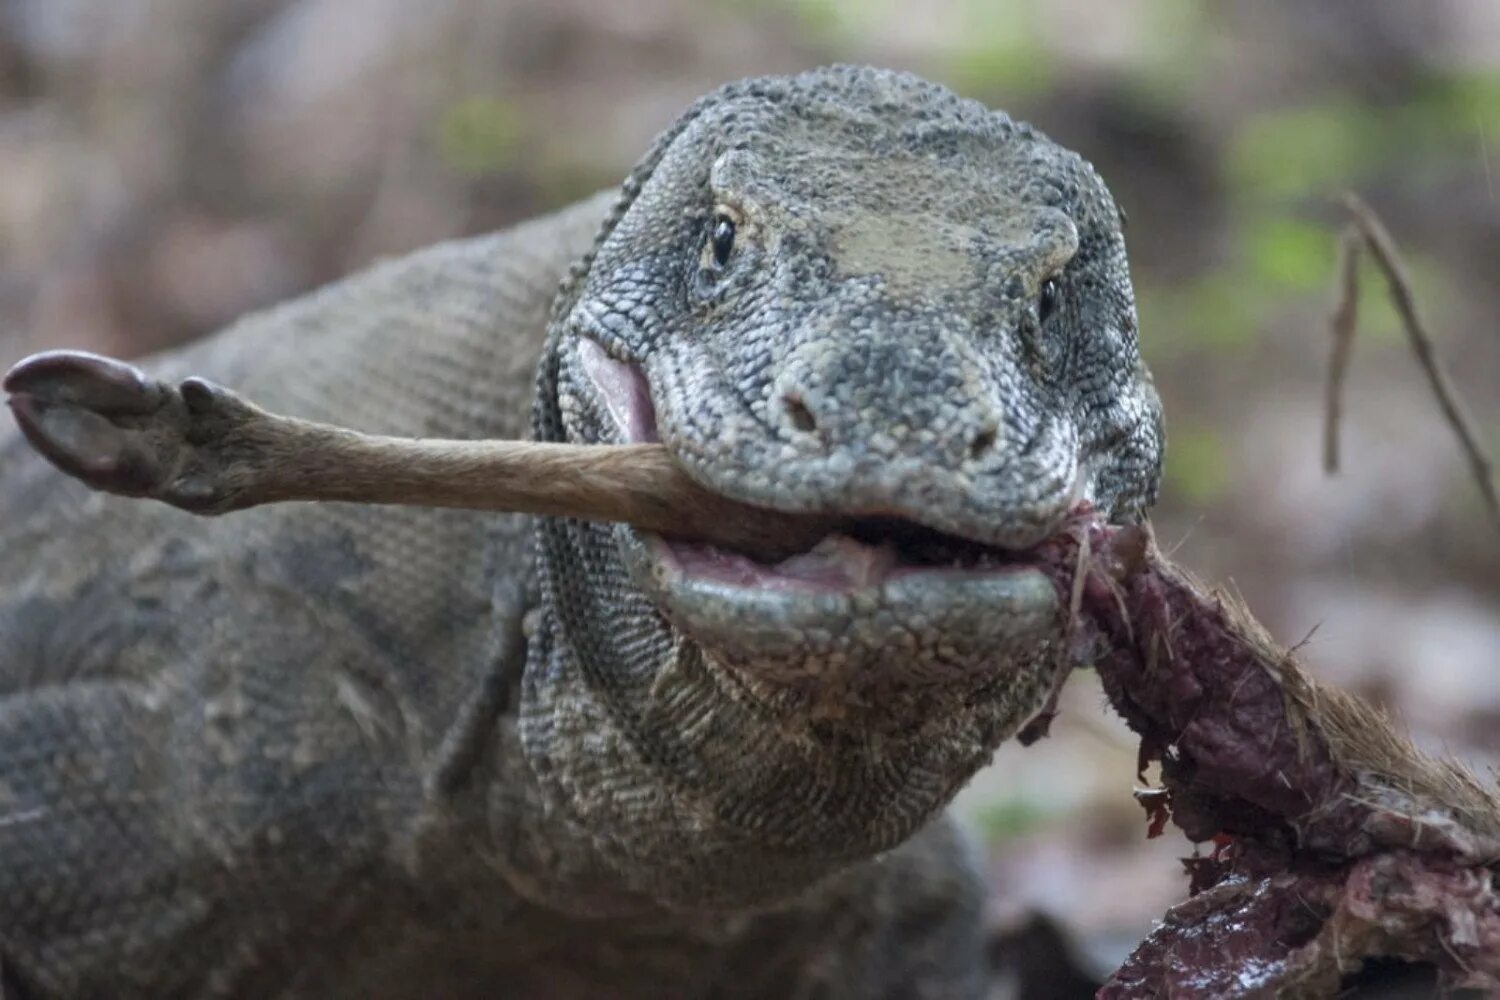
[[620, 525, 1062, 689]]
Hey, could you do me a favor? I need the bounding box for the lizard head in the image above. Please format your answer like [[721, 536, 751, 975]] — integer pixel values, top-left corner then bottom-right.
[[527, 67, 1162, 902], [542, 66, 1162, 691]]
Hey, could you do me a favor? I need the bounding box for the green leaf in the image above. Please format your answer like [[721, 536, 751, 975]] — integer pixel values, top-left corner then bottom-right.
[[438, 97, 523, 176], [1245, 216, 1335, 293], [945, 0, 1054, 99], [1227, 102, 1383, 203], [1164, 426, 1231, 505], [974, 797, 1051, 843]]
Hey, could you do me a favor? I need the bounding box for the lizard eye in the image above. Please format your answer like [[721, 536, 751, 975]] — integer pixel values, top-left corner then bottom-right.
[[1038, 277, 1060, 322], [709, 215, 736, 269]]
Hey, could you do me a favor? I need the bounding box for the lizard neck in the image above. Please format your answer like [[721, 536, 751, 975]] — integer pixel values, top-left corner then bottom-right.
[[485, 519, 1033, 915], [505, 318, 1049, 914]]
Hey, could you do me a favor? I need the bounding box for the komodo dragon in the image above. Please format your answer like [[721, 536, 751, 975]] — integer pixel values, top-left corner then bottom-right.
[[0, 66, 1163, 997]]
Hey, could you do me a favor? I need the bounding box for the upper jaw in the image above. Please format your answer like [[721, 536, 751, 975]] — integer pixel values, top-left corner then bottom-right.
[[641, 313, 1084, 552], [568, 333, 1073, 685]]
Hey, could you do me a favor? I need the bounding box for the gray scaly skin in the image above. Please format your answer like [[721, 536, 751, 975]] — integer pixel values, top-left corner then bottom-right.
[[0, 67, 1162, 998]]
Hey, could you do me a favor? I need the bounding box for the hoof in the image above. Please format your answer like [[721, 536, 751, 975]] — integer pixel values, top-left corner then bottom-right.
[[5, 350, 183, 499], [6, 394, 168, 495], [5, 350, 259, 513], [3, 350, 165, 416]]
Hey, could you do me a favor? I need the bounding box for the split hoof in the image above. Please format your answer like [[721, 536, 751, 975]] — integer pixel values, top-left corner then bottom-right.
[[4, 350, 249, 512]]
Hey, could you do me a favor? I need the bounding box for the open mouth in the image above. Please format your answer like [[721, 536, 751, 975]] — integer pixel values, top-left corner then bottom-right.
[[574, 334, 1062, 673], [653, 516, 1032, 594], [576, 334, 1043, 586]]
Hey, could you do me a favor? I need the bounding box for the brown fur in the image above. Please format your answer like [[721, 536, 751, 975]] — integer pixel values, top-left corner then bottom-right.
[[230, 419, 834, 558], [1085, 525, 1500, 995], [4, 353, 835, 559], [1160, 549, 1500, 860]]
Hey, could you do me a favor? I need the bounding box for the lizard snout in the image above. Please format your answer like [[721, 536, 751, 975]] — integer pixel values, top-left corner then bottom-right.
[[770, 331, 1009, 470], [723, 322, 1074, 551]]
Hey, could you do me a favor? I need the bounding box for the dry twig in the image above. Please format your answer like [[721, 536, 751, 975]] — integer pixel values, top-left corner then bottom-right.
[[1326, 192, 1500, 537], [1322, 225, 1362, 473]]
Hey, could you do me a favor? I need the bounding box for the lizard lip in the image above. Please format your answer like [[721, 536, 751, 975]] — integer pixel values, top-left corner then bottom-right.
[[626, 522, 1058, 681]]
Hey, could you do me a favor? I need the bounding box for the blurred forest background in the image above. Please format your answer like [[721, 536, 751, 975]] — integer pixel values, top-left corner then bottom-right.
[[0, 0, 1497, 982]]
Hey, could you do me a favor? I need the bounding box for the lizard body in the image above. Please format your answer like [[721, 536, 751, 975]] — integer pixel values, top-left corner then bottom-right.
[[0, 67, 1162, 997]]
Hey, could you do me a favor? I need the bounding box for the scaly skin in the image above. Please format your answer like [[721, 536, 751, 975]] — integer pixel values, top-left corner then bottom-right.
[[0, 67, 1161, 998]]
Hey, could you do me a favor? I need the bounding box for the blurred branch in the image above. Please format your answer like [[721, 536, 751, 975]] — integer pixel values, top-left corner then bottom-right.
[[1322, 225, 1361, 473], [1324, 192, 1500, 538]]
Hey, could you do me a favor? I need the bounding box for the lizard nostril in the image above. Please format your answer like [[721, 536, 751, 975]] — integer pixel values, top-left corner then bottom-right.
[[968, 423, 998, 461], [783, 394, 818, 434]]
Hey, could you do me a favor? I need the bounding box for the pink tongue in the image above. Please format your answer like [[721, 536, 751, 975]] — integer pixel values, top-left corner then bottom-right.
[[672, 534, 901, 592], [577, 337, 659, 443], [777, 535, 901, 587]]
